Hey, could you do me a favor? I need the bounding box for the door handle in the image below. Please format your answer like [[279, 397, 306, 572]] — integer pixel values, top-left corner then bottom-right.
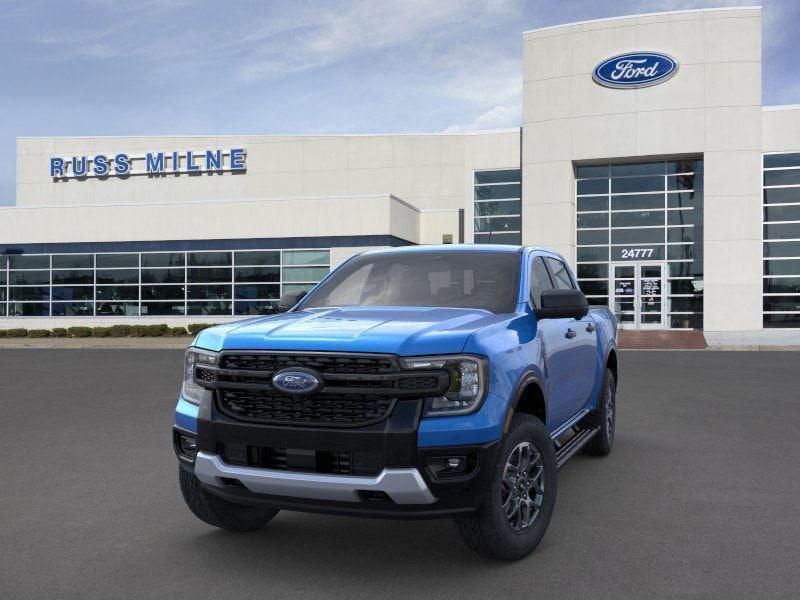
[[565, 328, 577, 339], [586, 323, 596, 333]]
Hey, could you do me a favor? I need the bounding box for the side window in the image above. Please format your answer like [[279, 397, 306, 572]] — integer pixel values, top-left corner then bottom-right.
[[545, 257, 575, 290], [530, 257, 554, 308]]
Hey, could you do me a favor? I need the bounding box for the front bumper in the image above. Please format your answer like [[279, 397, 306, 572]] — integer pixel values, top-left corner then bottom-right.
[[194, 451, 436, 504], [176, 395, 500, 519]]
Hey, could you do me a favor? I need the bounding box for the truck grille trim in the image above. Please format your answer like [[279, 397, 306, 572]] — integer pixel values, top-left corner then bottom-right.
[[218, 389, 396, 427], [219, 352, 397, 374]]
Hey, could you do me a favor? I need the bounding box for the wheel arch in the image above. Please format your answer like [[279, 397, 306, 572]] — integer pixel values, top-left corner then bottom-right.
[[503, 372, 548, 433], [605, 346, 619, 387]]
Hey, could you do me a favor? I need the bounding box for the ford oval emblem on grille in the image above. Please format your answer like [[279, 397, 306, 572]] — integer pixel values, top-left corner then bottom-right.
[[272, 368, 321, 395]]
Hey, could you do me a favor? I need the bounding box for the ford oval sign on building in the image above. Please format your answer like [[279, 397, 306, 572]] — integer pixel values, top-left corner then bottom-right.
[[592, 52, 679, 89]]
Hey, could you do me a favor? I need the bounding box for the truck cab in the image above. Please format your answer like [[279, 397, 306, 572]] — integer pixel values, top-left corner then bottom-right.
[[174, 245, 618, 560]]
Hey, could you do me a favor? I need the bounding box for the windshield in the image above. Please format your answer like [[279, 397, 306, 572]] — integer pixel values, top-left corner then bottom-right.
[[300, 250, 521, 314]]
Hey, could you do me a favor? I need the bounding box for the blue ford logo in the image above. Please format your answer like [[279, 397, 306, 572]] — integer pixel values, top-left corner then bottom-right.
[[593, 52, 678, 89], [272, 369, 321, 395]]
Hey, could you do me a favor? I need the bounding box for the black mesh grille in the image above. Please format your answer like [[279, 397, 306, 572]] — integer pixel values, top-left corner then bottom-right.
[[219, 353, 396, 374], [218, 390, 395, 427], [195, 368, 216, 384], [398, 375, 440, 391]]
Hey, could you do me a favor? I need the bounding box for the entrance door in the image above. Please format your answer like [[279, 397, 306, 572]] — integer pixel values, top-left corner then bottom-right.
[[610, 262, 666, 330]]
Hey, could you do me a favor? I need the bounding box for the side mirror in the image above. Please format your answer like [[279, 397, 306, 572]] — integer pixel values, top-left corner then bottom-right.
[[277, 290, 308, 313], [535, 289, 589, 320]]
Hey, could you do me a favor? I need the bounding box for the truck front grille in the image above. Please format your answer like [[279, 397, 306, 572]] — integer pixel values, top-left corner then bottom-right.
[[218, 389, 395, 427]]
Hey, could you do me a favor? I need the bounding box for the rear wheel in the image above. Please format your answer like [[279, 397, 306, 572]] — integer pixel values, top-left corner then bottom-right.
[[585, 368, 616, 456], [454, 414, 557, 560], [179, 468, 279, 532]]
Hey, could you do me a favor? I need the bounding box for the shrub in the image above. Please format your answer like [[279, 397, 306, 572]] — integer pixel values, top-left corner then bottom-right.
[[188, 323, 215, 336], [168, 326, 188, 337], [27, 329, 51, 338], [91, 327, 113, 338], [130, 325, 149, 337], [109, 324, 132, 337], [146, 324, 169, 337], [4, 328, 28, 338], [0, 330, 5, 338], [51, 328, 69, 338], [67, 326, 92, 338]]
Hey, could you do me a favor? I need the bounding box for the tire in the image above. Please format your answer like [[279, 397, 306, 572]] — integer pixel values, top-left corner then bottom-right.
[[179, 467, 279, 532], [585, 368, 616, 456], [454, 414, 557, 560]]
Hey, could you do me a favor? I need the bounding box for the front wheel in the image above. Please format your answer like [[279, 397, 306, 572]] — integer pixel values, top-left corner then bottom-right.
[[454, 414, 557, 560], [179, 468, 279, 532]]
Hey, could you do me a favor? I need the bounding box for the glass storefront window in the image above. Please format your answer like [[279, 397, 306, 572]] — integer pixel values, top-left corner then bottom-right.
[[474, 170, 522, 245], [52, 254, 94, 269], [8, 302, 49, 316], [187, 302, 232, 315], [234, 284, 280, 300], [96, 254, 137, 268], [763, 153, 800, 328], [576, 158, 704, 330], [141, 253, 185, 268], [96, 269, 138, 284], [141, 268, 184, 284], [9, 255, 49, 269], [52, 302, 94, 317], [53, 286, 94, 301], [283, 250, 330, 265], [0, 248, 330, 318], [187, 251, 232, 267], [283, 266, 329, 283], [10, 271, 50, 285], [52, 270, 93, 285], [10, 287, 50, 301], [234, 251, 280, 266], [187, 285, 232, 300], [235, 301, 279, 315]]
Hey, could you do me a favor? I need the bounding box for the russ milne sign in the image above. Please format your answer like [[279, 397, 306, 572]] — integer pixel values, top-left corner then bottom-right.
[[50, 148, 246, 179], [592, 52, 678, 89]]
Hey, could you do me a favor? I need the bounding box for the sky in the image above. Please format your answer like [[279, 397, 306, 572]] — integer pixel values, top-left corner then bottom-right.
[[1, 0, 799, 206]]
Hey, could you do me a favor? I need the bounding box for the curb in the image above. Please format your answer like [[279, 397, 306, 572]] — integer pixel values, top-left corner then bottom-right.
[[0, 338, 193, 349], [707, 344, 800, 351]]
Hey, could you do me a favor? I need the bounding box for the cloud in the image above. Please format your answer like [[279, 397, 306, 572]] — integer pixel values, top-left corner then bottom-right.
[[235, 0, 475, 82], [442, 102, 521, 132]]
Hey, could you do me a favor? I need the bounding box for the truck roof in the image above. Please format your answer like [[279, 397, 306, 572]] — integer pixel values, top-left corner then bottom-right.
[[360, 244, 524, 255], [359, 244, 562, 257]]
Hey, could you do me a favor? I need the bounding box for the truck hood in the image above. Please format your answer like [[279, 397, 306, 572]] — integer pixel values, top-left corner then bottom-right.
[[196, 306, 510, 355]]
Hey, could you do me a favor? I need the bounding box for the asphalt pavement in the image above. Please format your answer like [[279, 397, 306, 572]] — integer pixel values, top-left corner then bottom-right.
[[1, 350, 798, 599]]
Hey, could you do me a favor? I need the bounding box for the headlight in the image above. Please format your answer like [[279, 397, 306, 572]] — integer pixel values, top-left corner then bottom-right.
[[182, 348, 218, 405], [399, 355, 488, 417]]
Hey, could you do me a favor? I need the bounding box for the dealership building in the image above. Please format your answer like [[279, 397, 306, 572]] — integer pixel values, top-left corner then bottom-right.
[[2, 6, 799, 334]]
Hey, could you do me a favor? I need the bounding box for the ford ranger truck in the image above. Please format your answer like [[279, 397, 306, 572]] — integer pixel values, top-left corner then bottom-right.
[[173, 245, 618, 560]]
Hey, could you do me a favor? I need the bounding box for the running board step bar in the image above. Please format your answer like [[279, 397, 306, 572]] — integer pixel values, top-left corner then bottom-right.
[[555, 426, 600, 468]]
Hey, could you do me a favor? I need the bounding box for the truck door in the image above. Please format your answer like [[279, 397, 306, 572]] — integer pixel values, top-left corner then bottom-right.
[[530, 256, 579, 429], [538, 257, 598, 425]]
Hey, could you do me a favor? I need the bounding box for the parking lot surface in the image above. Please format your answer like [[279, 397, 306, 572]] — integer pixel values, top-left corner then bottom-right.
[[1, 350, 798, 600]]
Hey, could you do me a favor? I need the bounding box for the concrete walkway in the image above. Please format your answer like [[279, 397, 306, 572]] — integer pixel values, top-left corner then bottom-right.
[[0, 337, 193, 349], [705, 329, 800, 350]]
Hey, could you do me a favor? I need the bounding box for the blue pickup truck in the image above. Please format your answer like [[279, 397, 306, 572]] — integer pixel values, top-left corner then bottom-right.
[[174, 245, 618, 560]]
